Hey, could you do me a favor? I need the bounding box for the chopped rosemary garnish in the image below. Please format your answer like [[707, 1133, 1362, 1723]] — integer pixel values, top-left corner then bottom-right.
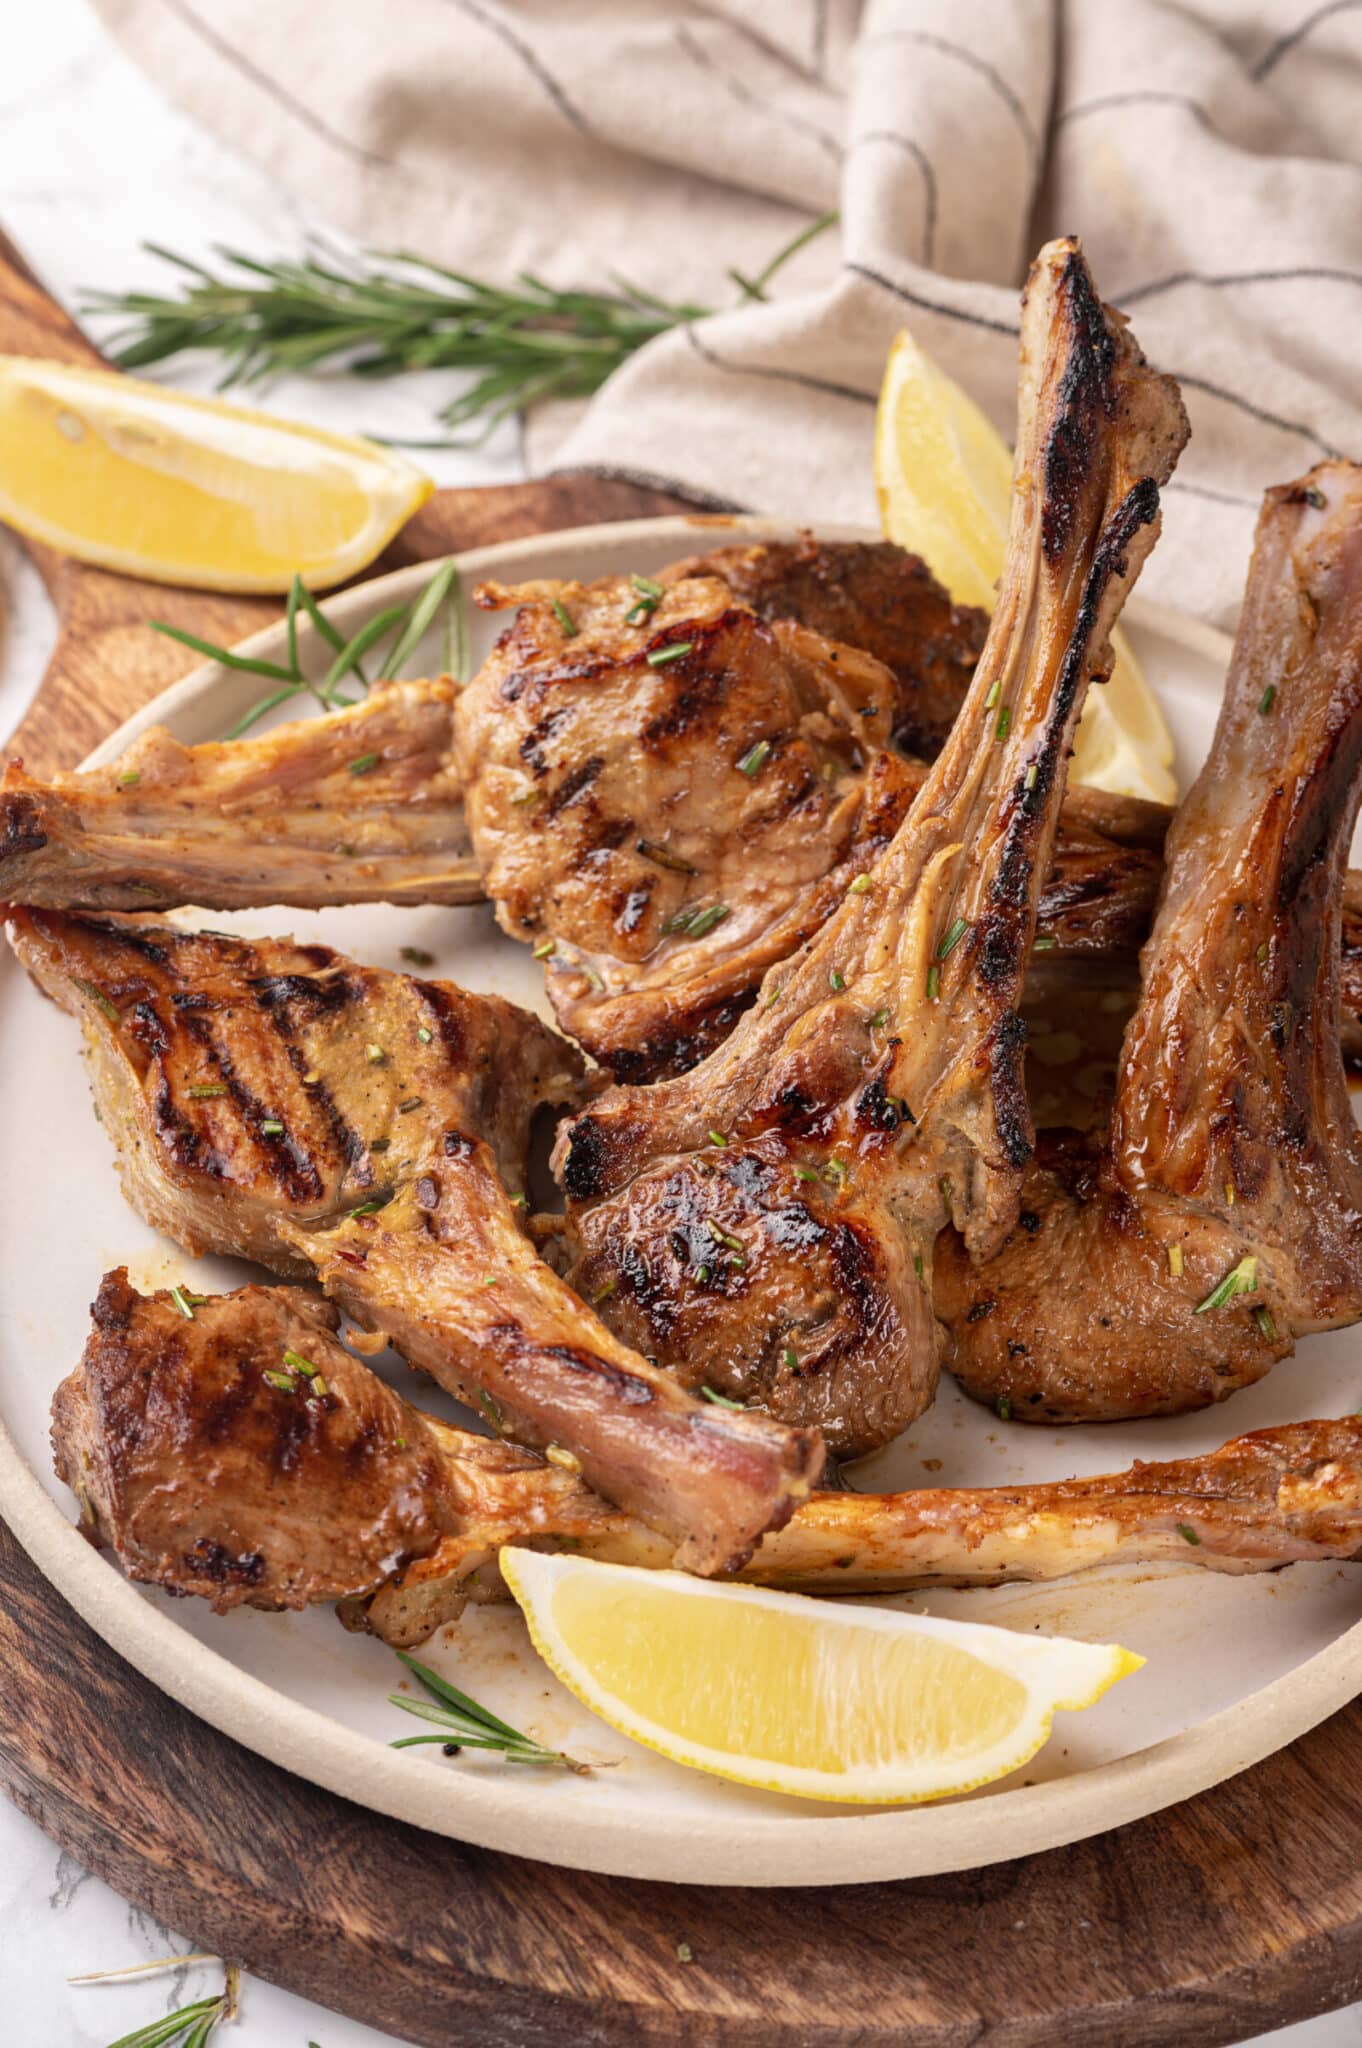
[[72, 976, 119, 1024], [388, 1651, 589, 1770], [664, 902, 731, 940], [365, 1041, 387, 1064], [474, 1387, 502, 1426], [913, 1252, 924, 1280], [926, 965, 941, 1000], [282, 1348, 318, 1378], [350, 1195, 392, 1217], [167, 1285, 197, 1322], [532, 938, 556, 959], [647, 640, 693, 668], [398, 1095, 424, 1112], [400, 946, 436, 968], [984, 678, 1001, 709], [1259, 684, 1277, 715], [1024, 763, 1038, 790], [1194, 1253, 1258, 1314], [1254, 1304, 1278, 1341], [708, 1130, 728, 1147], [348, 752, 379, 775], [260, 1118, 284, 1136], [551, 597, 578, 638], [847, 874, 872, 896], [829, 967, 846, 992], [117, 769, 142, 788], [417, 1025, 434, 1043], [1032, 933, 1058, 951], [795, 1165, 818, 1183], [823, 1158, 848, 1185], [713, 1228, 745, 1253], [262, 1369, 298, 1394], [737, 739, 772, 777], [87, 222, 836, 441], [636, 837, 696, 875], [188, 1083, 228, 1100], [938, 915, 969, 960], [545, 1442, 582, 1472], [782, 1347, 799, 1370], [700, 1386, 746, 1409], [630, 572, 664, 601], [866, 1007, 890, 1029], [1177, 1523, 1201, 1545], [996, 707, 1012, 742], [996, 1395, 1013, 1421], [1167, 1243, 1184, 1277]]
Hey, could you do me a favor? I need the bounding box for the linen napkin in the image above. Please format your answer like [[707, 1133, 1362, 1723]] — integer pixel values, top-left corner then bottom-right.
[[95, 0, 1362, 625]]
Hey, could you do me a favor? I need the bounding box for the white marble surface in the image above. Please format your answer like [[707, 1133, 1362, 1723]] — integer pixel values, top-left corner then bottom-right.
[[0, 5, 1360, 2043]]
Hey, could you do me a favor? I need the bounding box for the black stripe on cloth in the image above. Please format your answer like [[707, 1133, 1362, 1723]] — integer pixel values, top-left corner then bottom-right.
[[674, 24, 842, 159], [1164, 478, 1262, 511], [157, 0, 394, 166], [689, 2, 822, 86], [1252, 0, 1362, 79], [1055, 89, 1230, 140], [1119, 266, 1362, 308], [1173, 371, 1342, 460], [447, 0, 592, 136], [687, 325, 876, 404], [861, 30, 1039, 156], [849, 132, 938, 267], [542, 462, 750, 515], [847, 259, 1020, 338]]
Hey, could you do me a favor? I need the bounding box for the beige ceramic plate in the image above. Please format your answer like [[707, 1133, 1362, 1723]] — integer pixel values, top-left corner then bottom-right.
[[2, 516, 1359, 1888]]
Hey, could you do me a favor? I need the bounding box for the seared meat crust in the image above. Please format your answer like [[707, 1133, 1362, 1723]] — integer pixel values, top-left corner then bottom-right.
[[667, 533, 988, 759], [52, 1271, 457, 1612]]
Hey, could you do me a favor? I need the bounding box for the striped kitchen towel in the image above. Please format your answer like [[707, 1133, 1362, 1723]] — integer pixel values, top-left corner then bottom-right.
[[95, 0, 1362, 626]]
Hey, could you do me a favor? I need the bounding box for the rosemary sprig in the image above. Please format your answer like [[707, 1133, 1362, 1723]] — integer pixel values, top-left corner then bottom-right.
[[388, 1651, 589, 1772], [73, 1956, 239, 2048], [152, 560, 468, 738], [83, 217, 837, 444]]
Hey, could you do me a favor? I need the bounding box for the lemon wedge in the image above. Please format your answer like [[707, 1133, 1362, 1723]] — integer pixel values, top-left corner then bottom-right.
[[874, 328, 1177, 804], [0, 357, 432, 593], [501, 1549, 1141, 1805]]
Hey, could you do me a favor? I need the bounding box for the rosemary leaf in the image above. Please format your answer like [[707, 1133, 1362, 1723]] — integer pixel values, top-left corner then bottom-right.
[[324, 602, 408, 693], [149, 621, 296, 682], [382, 559, 464, 678], [390, 1651, 588, 1770]]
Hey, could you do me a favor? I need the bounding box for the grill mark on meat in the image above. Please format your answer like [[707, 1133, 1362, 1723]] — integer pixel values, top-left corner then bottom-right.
[[544, 754, 604, 819], [248, 975, 370, 1177], [183, 1537, 267, 1586], [1042, 249, 1121, 563], [418, 981, 467, 1070], [492, 1328, 659, 1407]]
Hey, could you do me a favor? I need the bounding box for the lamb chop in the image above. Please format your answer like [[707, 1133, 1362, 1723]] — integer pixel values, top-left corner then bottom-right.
[[8, 910, 820, 1570], [53, 1272, 1362, 1647], [0, 676, 480, 912], [938, 461, 1362, 1421], [552, 238, 1189, 1455]]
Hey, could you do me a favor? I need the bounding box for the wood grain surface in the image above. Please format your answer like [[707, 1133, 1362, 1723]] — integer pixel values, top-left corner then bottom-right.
[[4, 225, 1362, 2047]]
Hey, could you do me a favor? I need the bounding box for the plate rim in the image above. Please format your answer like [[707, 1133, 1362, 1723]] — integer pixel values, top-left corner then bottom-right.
[[9, 511, 1351, 1892]]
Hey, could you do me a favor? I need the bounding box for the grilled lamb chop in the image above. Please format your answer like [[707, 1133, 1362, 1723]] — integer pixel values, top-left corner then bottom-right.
[[0, 677, 479, 912], [553, 239, 1189, 1455], [54, 1273, 1362, 1646], [9, 911, 820, 1569], [939, 462, 1362, 1420]]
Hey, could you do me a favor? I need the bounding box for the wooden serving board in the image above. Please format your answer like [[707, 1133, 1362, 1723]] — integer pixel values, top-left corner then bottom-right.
[[4, 225, 1362, 2048]]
